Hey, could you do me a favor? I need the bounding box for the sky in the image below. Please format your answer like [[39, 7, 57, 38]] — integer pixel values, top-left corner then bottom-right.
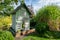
[[14, 0, 60, 14], [25, 0, 60, 13]]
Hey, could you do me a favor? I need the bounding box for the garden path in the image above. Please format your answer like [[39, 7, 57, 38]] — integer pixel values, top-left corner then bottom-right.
[[15, 29, 35, 40]]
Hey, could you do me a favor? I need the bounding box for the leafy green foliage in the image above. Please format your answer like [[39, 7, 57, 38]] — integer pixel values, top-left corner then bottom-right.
[[0, 30, 14, 40], [35, 22, 49, 34], [32, 5, 60, 38], [43, 31, 60, 38], [35, 5, 60, 31], [23, 31, 60, 39], [30, 17, 37, 28], [0, 15, 12, 30], [0, 0, 18, 14]]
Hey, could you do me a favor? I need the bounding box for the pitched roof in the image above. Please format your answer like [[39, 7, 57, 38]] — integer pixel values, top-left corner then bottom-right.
[[11, 3, 33, 16], [0, 2, 34, 17]]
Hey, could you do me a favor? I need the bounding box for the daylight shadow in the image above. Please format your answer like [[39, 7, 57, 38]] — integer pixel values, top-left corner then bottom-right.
[[27, 31, 60, 39]]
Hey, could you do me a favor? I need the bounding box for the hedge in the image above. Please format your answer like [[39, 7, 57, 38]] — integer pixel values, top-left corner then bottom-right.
[[0, 30, 14, 40]]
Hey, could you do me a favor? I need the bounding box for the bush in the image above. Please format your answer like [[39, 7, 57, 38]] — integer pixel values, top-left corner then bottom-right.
[[30, 18, 36, 28], [35, 22, 49, 34], [0, 30, 14, 40], [0, 15, 12, 30], [35, 5, 60, 32]]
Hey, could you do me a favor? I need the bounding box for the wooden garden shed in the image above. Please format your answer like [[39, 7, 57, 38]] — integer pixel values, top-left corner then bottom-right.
[[11, 1, 34, 33]]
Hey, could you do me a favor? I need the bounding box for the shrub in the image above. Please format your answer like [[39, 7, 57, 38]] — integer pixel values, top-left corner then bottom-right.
[[0, 15, 12, 30], [35, 22, 49, 34], [0, 30, 14, 40], [30, 17, 36, 28], [35, 5, 60, 32]]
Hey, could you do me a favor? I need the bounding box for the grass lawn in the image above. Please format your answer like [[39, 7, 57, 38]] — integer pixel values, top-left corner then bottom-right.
[[23, 31, 60, 40], [23, 36, 60, 40]]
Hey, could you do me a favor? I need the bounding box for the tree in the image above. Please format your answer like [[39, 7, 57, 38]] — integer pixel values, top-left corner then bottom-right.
[[0, 0, 24, 14], [35, 5, 60, 31]]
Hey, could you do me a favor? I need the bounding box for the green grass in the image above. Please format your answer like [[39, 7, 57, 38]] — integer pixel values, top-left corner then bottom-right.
[[23, 31, 60, 40], [23, 36, 60, 40]]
